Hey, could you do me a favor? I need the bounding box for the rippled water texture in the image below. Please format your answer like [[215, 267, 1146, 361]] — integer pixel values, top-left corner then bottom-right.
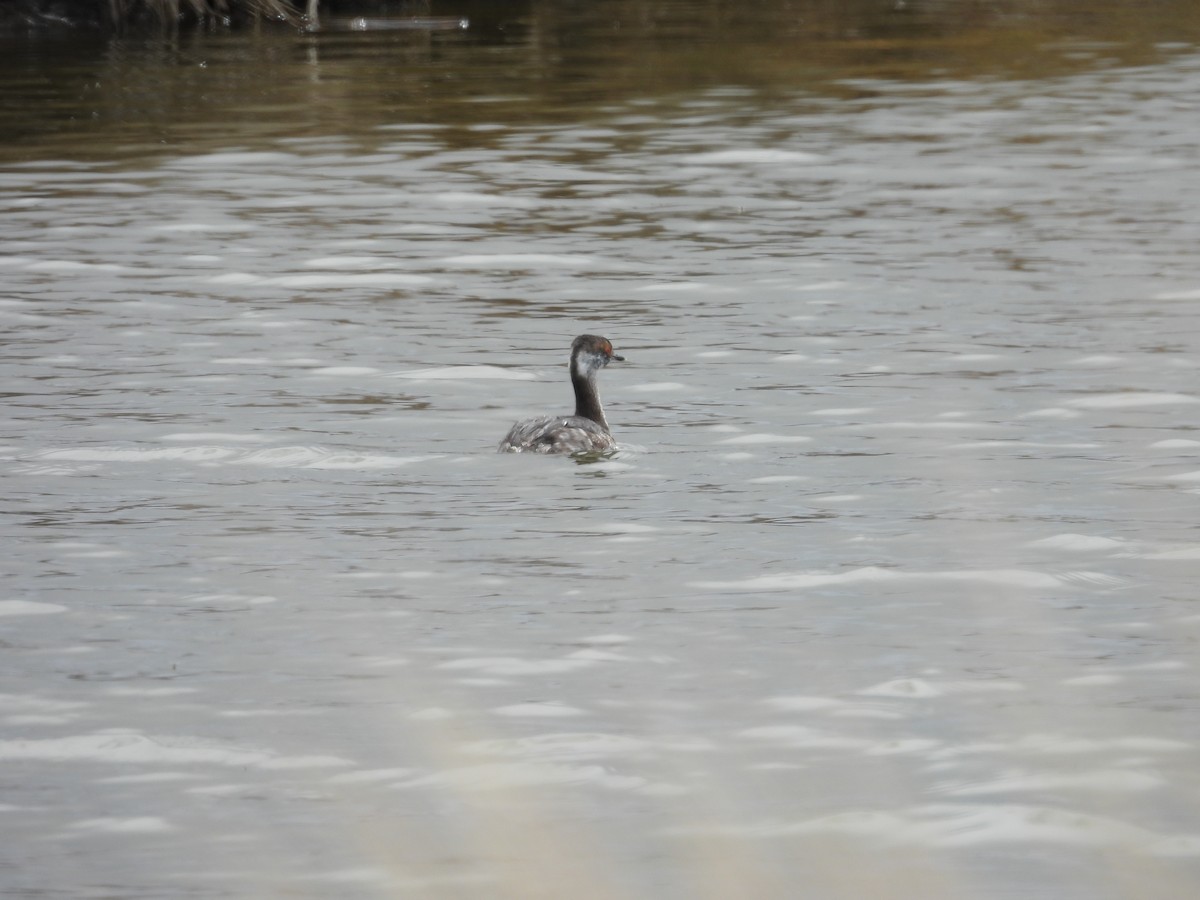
[[3, 4, 1200, 898]]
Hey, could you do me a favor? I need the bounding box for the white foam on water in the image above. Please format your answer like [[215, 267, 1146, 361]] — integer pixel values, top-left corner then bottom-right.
[[310, 452, 430, 468], [748, 475, 810, 484], [37, 447, 238, 463], [1162, 470, 1200, 483], [1062, 673, 1124, 686], [0, 730, 351, 769], [694, 566, 1068, 592], [1126, 660, 1189, 672], [999, 734, 1190, 756], [1028, 534, 1126, 551], [233, 447, 434, 470], [858, 679, 945, 699], [105, 686, 199, 697], [395, 762, 646, 792], [669, 804, 1200, 854], [61, 548, 128, 559], [1154, 288, 1200, 300], [591, 524, 660, 536], [1021, 407, 1083, 419], [439, 253, 607, 268], [465, 732, 713, 762], [437, 655, 600, 676], [209, 272, 262, 284], [14, 461, 107, 477], [303, 256, 400, 269], [236, 446, 328, 466], [162, 225, 221, 234], [866, 739, 943, 756], [763, 700, 902, 724], [327, 767, 416, 785], [631, 281, 718, 293], [396, 365, 536, 380], [185, 593, 278, 607], [354, 656, 409, 669], [159, 432, 271, 443], [273, 273, 433, 288], [183, 784, 260, 797], [859, 677, 1024, 699], [492, 703, 586, 718], [70, 817, 175, 834], [738, 725, 874, 751], [576, 633, 633, 645], [1068, 392, 1199, 409], [761, 696, 845, 712], [812, 407, 874, 416], [171, 150, 299, 168], [0, 600, 67, 617], [832, 707, 906, 721], [1134, 546, 1200, 560], [24, 259, 124, 273], [0, 695, 85, 720], [1151, 439, 1200, 448], [940, 770, 1163, 797], [96, 772, 200, 784], [310, 366, 381, 376], [717, 433, 812, 445], [569, 649, 632, 663], [6, 715, 78, 726], [429, 192, 539, 208], [872, 420, 992, 430], [1056, 571, 1128, 588], [219, 710, 320, 720], [626, 381, 686, 392], [681, 149, 823, 164]]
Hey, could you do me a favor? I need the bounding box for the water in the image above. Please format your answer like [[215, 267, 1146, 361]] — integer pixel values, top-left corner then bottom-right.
[[3, 4, 1200, 897]]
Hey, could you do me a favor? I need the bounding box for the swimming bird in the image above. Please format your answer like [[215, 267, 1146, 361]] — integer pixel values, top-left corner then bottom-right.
[[497, 334, 624, 454]]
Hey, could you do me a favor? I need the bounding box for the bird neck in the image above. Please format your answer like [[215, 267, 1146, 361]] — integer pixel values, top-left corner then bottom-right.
[[571, 365, 609, 431]]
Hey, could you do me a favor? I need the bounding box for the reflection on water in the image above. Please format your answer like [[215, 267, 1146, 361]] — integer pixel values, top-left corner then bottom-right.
[[2, 3, 1200, 898], [4, 0, 1200, 154]]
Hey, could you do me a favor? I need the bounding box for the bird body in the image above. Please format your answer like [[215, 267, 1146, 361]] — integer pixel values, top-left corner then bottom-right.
[[498, 334, 624, 454]]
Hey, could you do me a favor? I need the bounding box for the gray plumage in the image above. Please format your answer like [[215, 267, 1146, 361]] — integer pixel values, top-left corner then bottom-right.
[[498, 334, 624, 454]]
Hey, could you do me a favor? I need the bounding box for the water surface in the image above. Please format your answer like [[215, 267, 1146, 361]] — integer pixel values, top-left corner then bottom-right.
[[2, 4, 1200, 898]]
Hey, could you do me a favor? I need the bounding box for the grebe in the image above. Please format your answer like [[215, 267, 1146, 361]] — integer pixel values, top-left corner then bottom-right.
[[498, 334, 625, 454]]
